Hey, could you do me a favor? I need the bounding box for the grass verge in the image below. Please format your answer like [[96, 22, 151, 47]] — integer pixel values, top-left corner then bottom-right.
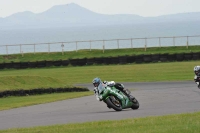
[[0, 60, 197, 110], [1, 112, 200, 133], [1, 46, 200, 63], [0, 60, 197, 90], [0, 92, 93, 111]]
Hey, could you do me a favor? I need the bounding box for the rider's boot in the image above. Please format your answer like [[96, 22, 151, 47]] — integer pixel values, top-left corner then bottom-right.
[[123, 88, 134, 100]]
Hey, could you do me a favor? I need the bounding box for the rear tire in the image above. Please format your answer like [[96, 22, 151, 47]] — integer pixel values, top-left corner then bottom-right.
[[198, 84, 200, 89], [131, 98, 139, 110], [106, 96, 122, 111]]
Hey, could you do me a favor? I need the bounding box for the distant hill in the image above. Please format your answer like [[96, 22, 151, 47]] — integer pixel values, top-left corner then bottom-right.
[[0, 3, 200, 30]]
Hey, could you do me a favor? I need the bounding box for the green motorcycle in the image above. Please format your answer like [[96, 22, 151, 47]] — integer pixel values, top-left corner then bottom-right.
[[96, 83, 139, 111]]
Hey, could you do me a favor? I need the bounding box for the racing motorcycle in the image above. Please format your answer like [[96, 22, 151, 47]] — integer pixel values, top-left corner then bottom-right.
[[194, 75, 200, 89], [95, 83, 139, 111]]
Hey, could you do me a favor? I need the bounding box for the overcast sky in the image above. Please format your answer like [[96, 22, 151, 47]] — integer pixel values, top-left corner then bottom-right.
[[0, 0, 200, 18]]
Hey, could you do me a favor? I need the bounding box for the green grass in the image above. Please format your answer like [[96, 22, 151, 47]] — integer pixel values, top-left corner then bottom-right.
[[0, 92, 93, 111], [0, 46, 200, 63], [0, 49, 199, 132], [0, 76, 65, 90], [0, 60, 197, 90], [1, 112, 200, 133], [0, 60, 197, 110]]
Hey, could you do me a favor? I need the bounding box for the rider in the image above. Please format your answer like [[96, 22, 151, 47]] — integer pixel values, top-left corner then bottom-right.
[[194, 66, 200, 77], [92, 77, 131, 101], [194, 66, 200, 88]]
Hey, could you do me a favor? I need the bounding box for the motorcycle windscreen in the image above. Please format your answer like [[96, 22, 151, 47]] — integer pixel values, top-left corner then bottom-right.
[[97, 83, 106, 94]]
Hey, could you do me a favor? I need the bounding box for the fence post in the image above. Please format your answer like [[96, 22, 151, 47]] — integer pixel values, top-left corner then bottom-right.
[[61, 43, 64, 55], [186, 36, 189, 49]]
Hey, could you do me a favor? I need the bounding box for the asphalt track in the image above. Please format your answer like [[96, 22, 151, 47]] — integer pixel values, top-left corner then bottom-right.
[[0, 81, 200, 130]]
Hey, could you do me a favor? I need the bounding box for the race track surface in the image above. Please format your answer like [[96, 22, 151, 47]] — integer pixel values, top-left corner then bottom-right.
[[0, 81, 200, 130]]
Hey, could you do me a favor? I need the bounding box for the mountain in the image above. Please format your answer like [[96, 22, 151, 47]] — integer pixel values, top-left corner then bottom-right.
[[0, 3, 200, 30]]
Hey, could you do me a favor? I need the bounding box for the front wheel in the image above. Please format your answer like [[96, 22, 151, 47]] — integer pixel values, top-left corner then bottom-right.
[[105, 96, 122, 111], [131, 98, 139, 110]]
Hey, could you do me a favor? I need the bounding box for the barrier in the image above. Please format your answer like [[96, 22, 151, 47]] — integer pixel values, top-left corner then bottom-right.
[[13, 62, 21, 69], [77, 58, 87, 66], [94, 57, 104, 64], [193, 52, 200, 60], [184, 53, 192, 60], [0, 52, 200, 70], [110, 57, 119, 64], [86, 58, 95, 65], [46, 60, 53, 67], [135, 54, 144, 63], [127, 55, 135, 63], [53, 60, 62, 66], [20, 62, 29, 69], [37, 61, 46, 68], [62, 60, 69, 66], [4, 62, 13, 69], [176, 53, 184, 61], [2, 35, 200, 55], [28, 62, 37, 68], [70, 59, 79, 66], [152, 54, 160, 63], [119, 56, 127, 64], [0, 87, 89, 98], [143, 54, 152, 63], [160, 53, 168, 62], [168, 54, 176, 62], [101, 57, 109, 65]]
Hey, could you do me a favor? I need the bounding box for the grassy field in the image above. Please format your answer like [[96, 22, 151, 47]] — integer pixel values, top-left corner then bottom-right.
[[0, 48, 200, 132], [0, 92, 93, 111], [0, 46, 199, 63], [1, 112, 200, 133], [0, 60, 197, 90], [0, 60, 198, 110]]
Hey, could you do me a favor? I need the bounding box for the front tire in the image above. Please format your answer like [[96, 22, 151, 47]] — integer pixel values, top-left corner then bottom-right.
[[106, 96, 122, 111]]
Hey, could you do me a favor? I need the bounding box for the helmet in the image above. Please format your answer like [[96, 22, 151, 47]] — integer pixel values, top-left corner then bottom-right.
[[194, 66, 200, 75], [92, 77, 101, 87]]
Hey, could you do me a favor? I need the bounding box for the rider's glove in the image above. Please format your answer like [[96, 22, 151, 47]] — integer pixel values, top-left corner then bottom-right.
[[94, 87, 98, 94]]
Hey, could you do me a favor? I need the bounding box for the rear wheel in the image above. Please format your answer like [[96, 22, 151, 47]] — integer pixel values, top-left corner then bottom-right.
[[198, 84, 200, 89], [106, 96, 122, 111], [131, 97, 139, 110]]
